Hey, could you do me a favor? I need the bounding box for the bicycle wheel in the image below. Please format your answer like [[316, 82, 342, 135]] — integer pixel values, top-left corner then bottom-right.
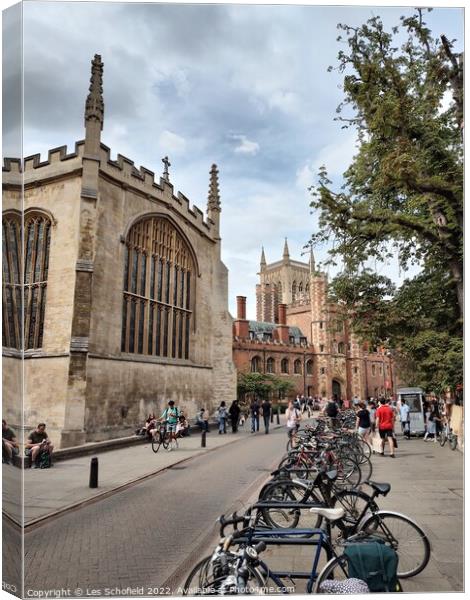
[[151, 433, 162, 453], [332, 489, 372, 532], [438, 430, 447, 447], [449, 434, 458, 451], [313, 554, 349, 592], [259, 480, 321, 530], [360, 512, 431, 578], [278, 454, 312, 480], [162, 431, 172, 450], [334, 456, 362, 489]]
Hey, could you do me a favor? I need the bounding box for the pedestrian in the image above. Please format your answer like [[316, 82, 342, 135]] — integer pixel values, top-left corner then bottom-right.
[[286, 400, 301, 444], [368, 401, 377, 433], [399, 399, 411, 439], [159, 400, 180, 451], [229, 400, 241, 433], [307, 396, 314, 417], [294, 395, 301, 411], [217, 401, 228, 434], [196, 408, 209, 433], [376, 398, 396, 458], [261, 398, 272, 434], [355, 402, 371, 443], [424, 400, 439, 442], [324, 397, 339, 429], [352, 395, 360, 408], [250, 398, 260, 433]]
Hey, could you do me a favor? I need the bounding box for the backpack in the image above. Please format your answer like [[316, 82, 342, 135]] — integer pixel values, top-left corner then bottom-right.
[[326, 401, 338, 417], [218, 406, 227, 419], [38, 450, 52, 469], [344, 540, 400, 592]]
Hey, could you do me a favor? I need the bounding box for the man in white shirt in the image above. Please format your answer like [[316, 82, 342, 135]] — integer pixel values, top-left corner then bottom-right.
[[399, 400, 411, 439]]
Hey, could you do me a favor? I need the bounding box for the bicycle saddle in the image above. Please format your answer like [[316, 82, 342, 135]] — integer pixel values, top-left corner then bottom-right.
[[365, 481, 391, 496], [309, 507, 345, 521]]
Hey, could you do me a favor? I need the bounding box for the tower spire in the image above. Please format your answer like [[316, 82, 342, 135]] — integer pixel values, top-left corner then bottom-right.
[[283, 237, 290, 262], [260, 246, 267, 271], [309, 246, 315, 273], [84, 54, 104, 130], [207, 164, 221, 235]]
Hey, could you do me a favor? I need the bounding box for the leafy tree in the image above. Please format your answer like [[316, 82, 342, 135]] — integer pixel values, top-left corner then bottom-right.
[[237, 372, 295, 407], [311, 9, 463, 316]]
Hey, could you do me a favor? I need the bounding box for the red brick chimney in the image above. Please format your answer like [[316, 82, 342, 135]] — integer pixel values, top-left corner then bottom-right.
[[274, 303, 290, 343], [234, 295, 249, 339]]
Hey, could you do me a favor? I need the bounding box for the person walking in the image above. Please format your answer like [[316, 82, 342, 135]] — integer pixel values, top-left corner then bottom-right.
[[376, 398, 396, 457], [355, 402, 371, 443], [324, 397, 339, 429], [286, 400, 301, 444], [250, 398, 260, 433], [368, 401, 377, 433], [229, 400, 241, 433], [399, 399, 411, 439], [261, 398, 272, 434], [217, 401, 228, 434]]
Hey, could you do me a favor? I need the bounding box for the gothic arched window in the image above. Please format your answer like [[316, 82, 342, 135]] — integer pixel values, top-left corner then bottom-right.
[[121, 216, 194, 359], [298, 282, 303, 293], [251, 356, 261, 373], [338, 342, 345, 354], [266, 357, 275, 373], [281, 358, 289, 374], [291, 281, 297, 300], [306, 359, 313, 375], [3, 211, 51, 350], [294, 359, 302, 374]]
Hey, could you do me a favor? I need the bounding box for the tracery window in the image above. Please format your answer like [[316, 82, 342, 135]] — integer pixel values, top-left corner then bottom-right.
[[3, 211, 51, 350], [266, 357, 275, 373], [121, 216, 194, 359]]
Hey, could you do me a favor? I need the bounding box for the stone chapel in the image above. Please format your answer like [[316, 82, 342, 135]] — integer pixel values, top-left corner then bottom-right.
[[2, 54, 236, 448]]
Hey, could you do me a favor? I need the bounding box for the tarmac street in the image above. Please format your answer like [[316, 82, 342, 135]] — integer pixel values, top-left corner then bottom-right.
[[2, 420, 463, 596]]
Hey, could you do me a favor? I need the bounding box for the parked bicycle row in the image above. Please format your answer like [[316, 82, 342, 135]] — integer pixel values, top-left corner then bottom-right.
[[182, 412, 431, 595]]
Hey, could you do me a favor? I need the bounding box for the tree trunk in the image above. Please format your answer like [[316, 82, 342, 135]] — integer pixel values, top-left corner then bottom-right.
[[449, 257, 464, 319]]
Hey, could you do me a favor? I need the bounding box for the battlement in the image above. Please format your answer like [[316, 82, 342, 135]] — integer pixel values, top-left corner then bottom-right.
[[3, 140, 215, 236]]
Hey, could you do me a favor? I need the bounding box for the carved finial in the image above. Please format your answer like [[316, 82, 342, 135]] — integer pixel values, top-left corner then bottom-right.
[[283, 238, 290, 261], [162, 156, 171, 182], [85, 54, 104, 130], [207, 163, 221, 212], [309, 247, 315, 273]]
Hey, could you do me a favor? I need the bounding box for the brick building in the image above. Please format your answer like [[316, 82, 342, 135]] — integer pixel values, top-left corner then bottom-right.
[[234, 242, 396, 402], [2, 55, 236, 448]]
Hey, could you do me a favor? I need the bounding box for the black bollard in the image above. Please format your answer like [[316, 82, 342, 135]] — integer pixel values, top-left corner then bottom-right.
[[89, 457, 98, 488], [201, 430, 206, 448], [276, 407, 280, 425]]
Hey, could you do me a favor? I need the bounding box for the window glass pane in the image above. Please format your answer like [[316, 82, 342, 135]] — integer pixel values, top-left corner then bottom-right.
[[155, 307, 161, 356], [10, 221, 20, 284], [34, 220, 44, 282], [137, 300, 145, 353], [180, 269, 185, 307], [28, 286, 38, 348], [139, 253, 146, 296], [186, 271, 191, 309], [178, 311, 183, 358], [130, 250, 138, 294], [157, 259, 163, 301], [148, 303, 154, 354], [121, 297, 128, 352], [123, 246, 129, 292], [185, 314, 190, 359], [162, 309, 169, 356], [173, 266, 178, 306], [150, 257, 156, 300], [37, 287, 47, 347], [172, 310, 177, 358], [129, 301, 136, 353], [165, 261, 171, 303]]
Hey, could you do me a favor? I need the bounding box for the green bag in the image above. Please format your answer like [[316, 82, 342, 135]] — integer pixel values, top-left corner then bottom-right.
[[344, 541, 400, 592]]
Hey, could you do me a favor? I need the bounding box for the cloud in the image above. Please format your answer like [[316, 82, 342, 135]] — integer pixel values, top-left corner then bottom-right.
[[158, 130, 187, 155], [231, 135, 260, 155]]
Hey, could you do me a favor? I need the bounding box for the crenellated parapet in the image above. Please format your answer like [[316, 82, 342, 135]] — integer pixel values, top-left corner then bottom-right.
[[3, 140, 216, 237]]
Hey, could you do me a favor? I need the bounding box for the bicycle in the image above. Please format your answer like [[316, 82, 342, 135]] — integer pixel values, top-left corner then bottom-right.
[[151, 421, 172, 453], [438, 422, 458, 450]]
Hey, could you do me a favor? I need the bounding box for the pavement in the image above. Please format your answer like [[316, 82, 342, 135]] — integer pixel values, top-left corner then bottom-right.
[[258, 432, 464, 593], [2, 417, 286, 526]]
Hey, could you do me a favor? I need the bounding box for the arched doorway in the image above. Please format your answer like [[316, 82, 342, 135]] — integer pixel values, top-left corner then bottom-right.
[[332, 379, 341, 402]]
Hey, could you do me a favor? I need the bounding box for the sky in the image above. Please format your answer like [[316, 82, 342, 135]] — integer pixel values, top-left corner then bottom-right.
[[2, 1, 464, 318]]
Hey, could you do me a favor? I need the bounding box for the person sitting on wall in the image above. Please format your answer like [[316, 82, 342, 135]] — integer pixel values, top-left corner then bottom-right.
[[196, 408, 209, 432], [176, 414, 190, 437], [25, 423, 54, 468], [2, 419, 19, 465]]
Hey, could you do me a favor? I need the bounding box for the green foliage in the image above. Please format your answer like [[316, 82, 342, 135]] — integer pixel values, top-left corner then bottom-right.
[[311, 8, 463, 315], [237, 372, 295, 403]]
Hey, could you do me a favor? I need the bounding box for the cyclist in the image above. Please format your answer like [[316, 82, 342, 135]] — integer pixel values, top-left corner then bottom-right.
[[159, 400, 180, 450]]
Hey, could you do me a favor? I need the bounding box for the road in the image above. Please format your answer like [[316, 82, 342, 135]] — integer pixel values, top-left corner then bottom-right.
[[23, 427, 287, 595]]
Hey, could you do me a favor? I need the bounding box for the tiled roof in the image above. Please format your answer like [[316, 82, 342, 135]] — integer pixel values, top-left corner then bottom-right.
[[248, 320, 305, 341]]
